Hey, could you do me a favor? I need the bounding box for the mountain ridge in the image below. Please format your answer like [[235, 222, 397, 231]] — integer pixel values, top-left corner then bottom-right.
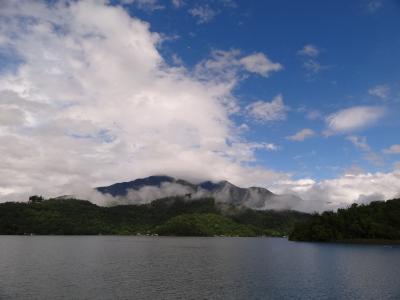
[[96, 175, 303, 211]]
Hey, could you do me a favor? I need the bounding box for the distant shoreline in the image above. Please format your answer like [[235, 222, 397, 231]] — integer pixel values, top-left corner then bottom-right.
[[1, 235, 399, 245], [331, 239, 400, 245], [291, 239, 400, 245]]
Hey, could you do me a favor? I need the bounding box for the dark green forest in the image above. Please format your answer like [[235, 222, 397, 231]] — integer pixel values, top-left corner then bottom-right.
[[3, 196, 398, 240], [0, 197, 309, 237], [289, 198, 400, 242]]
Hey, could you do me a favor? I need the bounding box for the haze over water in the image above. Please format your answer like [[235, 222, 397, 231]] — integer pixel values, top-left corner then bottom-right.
[[0, 236, 399, 300]]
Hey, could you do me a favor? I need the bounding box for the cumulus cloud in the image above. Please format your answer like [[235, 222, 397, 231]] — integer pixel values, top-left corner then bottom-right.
[[384, 144, 400, 154], [246, 94, 288, 123], [1, 0, 397, 213], [369, 84, 390, 99], [0, 0, 286, 202], [325, 106, 385, 134], [287, 128, 315, 141], [189, 5, 218, 24]]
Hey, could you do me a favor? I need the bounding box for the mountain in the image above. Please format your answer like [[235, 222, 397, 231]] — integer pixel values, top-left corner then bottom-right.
[[96, 175, 303, 210], [96, 175, 177, 197]]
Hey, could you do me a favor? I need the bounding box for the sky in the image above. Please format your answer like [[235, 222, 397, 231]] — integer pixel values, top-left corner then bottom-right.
[[0, 0, 400, 211]]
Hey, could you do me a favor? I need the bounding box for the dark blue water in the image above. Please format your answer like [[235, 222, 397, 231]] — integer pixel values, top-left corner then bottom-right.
[[0, 236, 399, 299]]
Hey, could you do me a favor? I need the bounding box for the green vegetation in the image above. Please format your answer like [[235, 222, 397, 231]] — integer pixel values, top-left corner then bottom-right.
[[289, 198, 400, 242], [231, 207, 310, 237], [0, 196, 309, 236], [155, 213, 257, 237]]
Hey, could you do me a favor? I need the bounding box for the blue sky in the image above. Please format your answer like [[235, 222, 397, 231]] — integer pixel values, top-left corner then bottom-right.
[[127, 0, 400, 179], [0, 0, 399, 208]]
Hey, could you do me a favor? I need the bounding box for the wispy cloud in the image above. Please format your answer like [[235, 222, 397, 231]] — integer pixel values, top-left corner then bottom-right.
[[246, 94, 288, 123], [347, 135, 370, 151], [297, 44, 329, 76], [171, 0, 184, 8], [220, 0, 238, 8], [287, 128, 316, 141], [122, 0, 164, 11], [194, 49, 282, 82], [368, 84, 390, 99], [325, 106, 385, 134], [306, 110, 323, 120], [297, 44, 320, 57], [302, 59, 329, 75], [347, 135, 383, 166], [383, 144, 400, 154], [189, 5, 218, 24], [366, 0, 383, 13]]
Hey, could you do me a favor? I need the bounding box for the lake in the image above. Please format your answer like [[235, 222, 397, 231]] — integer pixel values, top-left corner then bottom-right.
[[0, 236, 399, 299]]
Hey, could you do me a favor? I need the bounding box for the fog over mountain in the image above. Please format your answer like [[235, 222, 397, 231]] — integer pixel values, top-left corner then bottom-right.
[[93, 175, 304, 211]]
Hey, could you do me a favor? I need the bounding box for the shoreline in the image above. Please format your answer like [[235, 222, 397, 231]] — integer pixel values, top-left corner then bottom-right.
[[290, 238, 400, 245]]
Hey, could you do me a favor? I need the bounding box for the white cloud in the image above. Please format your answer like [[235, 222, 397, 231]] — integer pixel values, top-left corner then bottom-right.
[[264, 143, 278, 151], [189, 5, 218, 24], [302, 59, 328, 74], [194, 49, 282, 82], [246, 94, 288, 123], [384, 144, 400, 154], [272, 168, 400, 212], [297, 44, 329, 76], [0, 1, 287, 202], [1, 0, 396, 213], [121, 0, 164, 11], [297, 44, 320, 57], [368, 84, 390, 99], [347, 135, 383, 166], [287, 128, 315, 141], [325, 106, 385, 134], [239, 53, 283, 77], [347, 135, 370, 151]]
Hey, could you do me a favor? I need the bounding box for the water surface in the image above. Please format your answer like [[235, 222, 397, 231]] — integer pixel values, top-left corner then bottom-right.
[[0, 236, 399, 299]]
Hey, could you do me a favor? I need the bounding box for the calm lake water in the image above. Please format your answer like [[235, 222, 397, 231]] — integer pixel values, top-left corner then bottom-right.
[[0, 236, 399, 300]]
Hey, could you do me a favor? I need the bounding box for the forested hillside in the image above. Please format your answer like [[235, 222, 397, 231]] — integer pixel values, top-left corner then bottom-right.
[[0, 197, 309, 237], [290, 199, 400, 242]]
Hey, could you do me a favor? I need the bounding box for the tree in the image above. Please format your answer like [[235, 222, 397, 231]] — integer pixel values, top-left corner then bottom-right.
[[28, 195, 44, 203]]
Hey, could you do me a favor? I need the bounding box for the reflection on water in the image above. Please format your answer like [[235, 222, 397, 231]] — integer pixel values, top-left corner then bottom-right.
[[0, 236, 399, 299]]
